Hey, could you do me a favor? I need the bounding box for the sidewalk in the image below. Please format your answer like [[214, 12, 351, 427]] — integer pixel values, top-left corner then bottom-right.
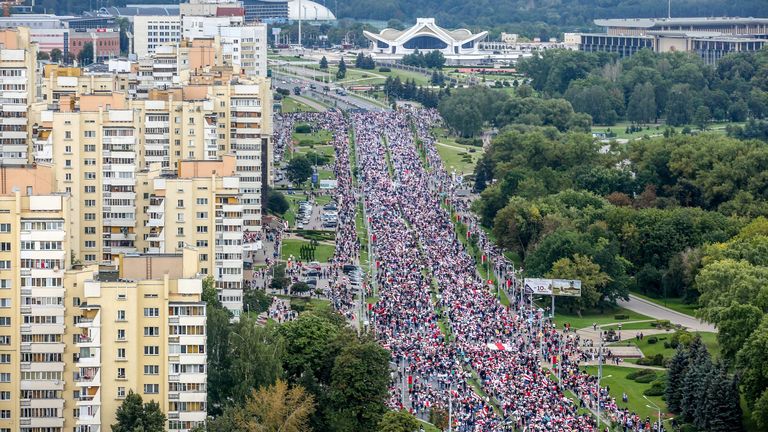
[[619, 294, 716, 332]]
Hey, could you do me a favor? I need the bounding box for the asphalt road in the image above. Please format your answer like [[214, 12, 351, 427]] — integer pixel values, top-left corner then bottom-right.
[[618, 294, 716, 332], [273, 71, 387, 111]]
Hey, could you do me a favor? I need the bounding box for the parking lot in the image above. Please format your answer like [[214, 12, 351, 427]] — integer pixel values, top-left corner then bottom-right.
[[296, 199, 338, 231]]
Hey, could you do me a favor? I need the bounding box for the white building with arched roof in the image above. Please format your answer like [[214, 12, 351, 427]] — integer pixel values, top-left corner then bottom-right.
[[363, 18, 488, 57]]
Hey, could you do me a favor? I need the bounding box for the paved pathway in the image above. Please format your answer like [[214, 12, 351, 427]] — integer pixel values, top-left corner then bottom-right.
[[619, 294, 716, 332], [290, 95, 327, 112]]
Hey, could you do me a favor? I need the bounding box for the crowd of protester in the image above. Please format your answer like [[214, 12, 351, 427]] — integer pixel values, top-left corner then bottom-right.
[[273, 109, 660, 431]]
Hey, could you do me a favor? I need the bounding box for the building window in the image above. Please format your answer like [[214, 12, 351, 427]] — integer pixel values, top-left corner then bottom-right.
[[199, 254, 207, 262], [117, 348, 126, 360], [144, 384, 159, 394], [144, 327, 159, 337], [117, 387, 125, 398], [0, 373, 10, 382], [0, 391, 9, 400], [144, 346, 159, 355], [0, 299, 9, 308], [144, 365, 159, 375], [0, 336, 9, 345], [117, 368, 126, 379], [196, 226, 208, 233], [117, 310, 125, 321], [0, 317, 9, 326], [0, 354, 9, 363], [144, 307, 159, 317], [117, 329, 125, 341], [0, 224, 9, 233]]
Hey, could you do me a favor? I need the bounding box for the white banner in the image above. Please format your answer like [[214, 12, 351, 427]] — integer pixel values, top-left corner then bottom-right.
[[524, 278, 552, 295]]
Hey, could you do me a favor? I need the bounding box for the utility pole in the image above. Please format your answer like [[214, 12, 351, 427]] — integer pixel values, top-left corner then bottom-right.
[[298, 0, 303, 47], [668, 0, 672, 19]]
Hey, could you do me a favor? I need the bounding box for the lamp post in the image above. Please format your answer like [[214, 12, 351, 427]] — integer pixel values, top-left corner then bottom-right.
[[644, 395, 662, 432]]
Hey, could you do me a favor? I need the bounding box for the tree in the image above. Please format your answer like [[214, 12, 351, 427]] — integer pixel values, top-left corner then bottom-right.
[[665, 346, 689, 413], [279, 312, 342, 380], [337, 57, 347, 80], [286, 155, 313, 186], [228, 318, 286, 402], [716, 304, 762, 361], [77, 42, 94, 66], [753, 389, 768, 431], [244, 289, 272, 313], [547, 254, 611, 313], [37, 51, 50, 60], [693, 105, 711, 130], [627, 82, 656, 124], [703, 363, 743, 432], [736, 317, 768, 406], [680, 337, 712, 423], [49, 48, 62, 63], [266, 188, 290, 215], [111, 390, 166, 432], [233, 380, 315, 432], [378, 409, 420, 432], [319, 56, 328, 69], [429, 406, 449, 430], [329, 341, 390, 431]]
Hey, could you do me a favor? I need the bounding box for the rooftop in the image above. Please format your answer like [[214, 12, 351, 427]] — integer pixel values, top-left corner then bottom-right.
[[595, 16, 768, 28]]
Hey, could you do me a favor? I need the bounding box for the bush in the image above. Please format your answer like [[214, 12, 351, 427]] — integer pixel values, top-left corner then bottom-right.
[[295, 124, 312, 134], [650, 320, 672, 329], [627, 369, 656, 381], [378, 67, 391, 72], [636, 354, 665, 367], [643, 381, 666, 396], [635, 371, 659, 382], [614, 314, 629, 320], [647, 336, 658, 344]]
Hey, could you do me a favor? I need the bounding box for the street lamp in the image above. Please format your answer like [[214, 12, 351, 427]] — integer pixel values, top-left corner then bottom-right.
[[644, 395, 662, 432]]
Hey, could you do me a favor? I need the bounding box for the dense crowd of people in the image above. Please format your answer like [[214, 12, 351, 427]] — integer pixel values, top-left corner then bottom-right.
[[274, 109, 660, 431]]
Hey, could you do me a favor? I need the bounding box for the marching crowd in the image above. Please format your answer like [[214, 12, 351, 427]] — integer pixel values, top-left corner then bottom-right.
[[274, 109, 662, 432]]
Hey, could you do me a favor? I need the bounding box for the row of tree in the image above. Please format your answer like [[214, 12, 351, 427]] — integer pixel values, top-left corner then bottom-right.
[[438, 86, 591, 137], [201, 277, 400, 431], [664, 337, 741, 432], [519, 48, 768, 126], [401, 50, 446, 69], [383, 76, 444, 108]]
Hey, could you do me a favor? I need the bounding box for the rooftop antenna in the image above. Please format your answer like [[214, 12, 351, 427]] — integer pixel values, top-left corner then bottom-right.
[[668, 0, 671, 19]]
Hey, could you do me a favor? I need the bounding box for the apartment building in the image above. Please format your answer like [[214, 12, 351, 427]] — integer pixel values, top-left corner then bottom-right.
[[136, 156, 244, 315], [0, 166, 77, 432], [0, 28, 37, 165], [133, 15, 182, 58], [64, 248, 207, 432], [227, 82, 272, 231]]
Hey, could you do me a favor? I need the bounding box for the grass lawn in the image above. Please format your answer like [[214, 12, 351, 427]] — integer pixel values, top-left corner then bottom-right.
[[583, 365, 669, 425], [280, 239, 335, 262], [293, 123, 333, 146], [630, 291, 699, 316], [614, 331, 720, 363], [294, 144, 335, 158], [316, 168, 335, 181], [276, 295, 331, 314], [591, 121, 744, 141], [281, 97, 318, 113], [553, 307, 653, 330], [434, 141, 483, 175], [417, 420, 441, 432]]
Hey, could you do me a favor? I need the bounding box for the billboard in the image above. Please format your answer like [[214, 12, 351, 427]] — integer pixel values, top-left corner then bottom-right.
[[552, 279, 582, 297], [524, 278, 582, 297], [524, 278, 552, 295]]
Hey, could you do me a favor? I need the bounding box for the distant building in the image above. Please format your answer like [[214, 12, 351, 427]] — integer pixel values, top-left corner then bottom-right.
[[364, 18, 488, 57], [573, 17, 768, 65], [133, 15, 182, 58], [242, 0, 289, 23], [69, 29, 121, 61]]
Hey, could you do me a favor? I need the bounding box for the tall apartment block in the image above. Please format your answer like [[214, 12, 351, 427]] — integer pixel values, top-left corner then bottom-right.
[[65, 249, 207, 432], [0, 164, 206, 432], [0, 28, 37, 165], [136, 156, 245, 316], [227, 83, 273, 232]]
